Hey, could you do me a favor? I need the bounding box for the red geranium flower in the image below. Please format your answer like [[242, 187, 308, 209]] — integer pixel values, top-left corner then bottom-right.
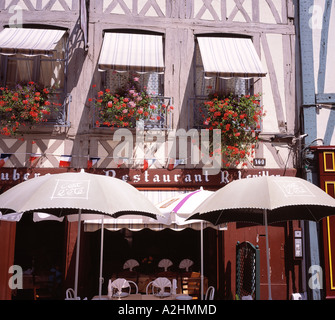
[[202, 93, 265, 168], [0, 82, 56, 136], [88, 76, 173, 129]]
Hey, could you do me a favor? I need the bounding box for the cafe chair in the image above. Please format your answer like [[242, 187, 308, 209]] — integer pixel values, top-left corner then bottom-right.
[[127, 280, 138, 294], [123, 259, 139, 271], [117, 259, 139, 283], [65, 288, 80, 300], [158, 258, 173, 272], [146, 277, 171, 295], [109, 278, 138, 298], [205, 286, 215, 300], [179, 259, 194, 272]]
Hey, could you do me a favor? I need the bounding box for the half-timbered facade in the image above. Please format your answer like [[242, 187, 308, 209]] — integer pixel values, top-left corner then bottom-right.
[[0, 0, 303, 300]]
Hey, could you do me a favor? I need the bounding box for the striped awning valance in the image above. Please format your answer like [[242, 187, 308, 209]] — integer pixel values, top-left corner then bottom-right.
[[0, 28, 66, 56], [98, 32, 164, 73], [83, 190, 227, 232], [84, 220, 227, 232], [197, 37, 267, 78]]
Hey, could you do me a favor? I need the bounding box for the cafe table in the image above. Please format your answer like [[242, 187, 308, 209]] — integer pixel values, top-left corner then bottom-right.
[[92, 294, 192, 300], [110, 273, 187, 294]]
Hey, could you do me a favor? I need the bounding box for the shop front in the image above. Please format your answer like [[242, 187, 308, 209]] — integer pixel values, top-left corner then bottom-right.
[[310, 147, 335, 299], [0, 167, 302, 300]]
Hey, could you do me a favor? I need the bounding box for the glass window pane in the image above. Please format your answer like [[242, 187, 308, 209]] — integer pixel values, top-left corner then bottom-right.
[[40, 59, 65, 88], [105, 70, 163, 96], [39, 36, 66, 89], [6, 56, 34, 87], [195, 42, 252, 97]]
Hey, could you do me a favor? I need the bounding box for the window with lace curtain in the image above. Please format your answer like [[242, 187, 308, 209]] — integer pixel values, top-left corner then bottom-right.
[[0, 33, 69, 127], [103, 69, 164, 97], [194, 41, 253, 97], [95, 70, 172, 130], [190, 40, 256, 129], [93, 30, 172, 130], [0, 35, 67, 90]]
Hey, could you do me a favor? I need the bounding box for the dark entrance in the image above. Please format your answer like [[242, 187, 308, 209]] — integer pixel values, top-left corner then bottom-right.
[[12, 214, 65, 300]]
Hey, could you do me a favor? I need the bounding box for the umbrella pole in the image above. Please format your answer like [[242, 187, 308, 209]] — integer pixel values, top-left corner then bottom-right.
[[74, 208, 82, 299], [99, 217, 105, 299], [264, 209, 272, 300], [200, 221, 204, 300]]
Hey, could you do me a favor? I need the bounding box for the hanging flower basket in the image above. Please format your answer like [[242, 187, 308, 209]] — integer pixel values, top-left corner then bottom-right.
[[201, 93, 266, 167], [90, 77, 173, 129], [0, 81, 56, 136]]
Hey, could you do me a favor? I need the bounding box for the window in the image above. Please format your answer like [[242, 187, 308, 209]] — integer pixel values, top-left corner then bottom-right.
[[0, 28, 67, 89], [104, 70, 163, 97], [95, 31, 172, 130], [190, 35, 266, 129], [0, 27, 69, 126]]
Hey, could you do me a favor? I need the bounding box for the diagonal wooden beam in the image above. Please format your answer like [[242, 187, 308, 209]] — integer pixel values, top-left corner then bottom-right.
[[265, 0, 282, 23], [98, 140, 115, 168], [264, 142, 286, 168], [195, 0, 220, 21], [33, 139, 63, 167], [0, 139, 25, 167], [43, 0, 57, 11], [4, 0, 19, 10], [22, 0, 35, 10], [139, 0, 164, 17], [228, 0, 251, 22], [104, 0, 131, 15], [323, 109, 335, 146], [57, 0, 71, 11]]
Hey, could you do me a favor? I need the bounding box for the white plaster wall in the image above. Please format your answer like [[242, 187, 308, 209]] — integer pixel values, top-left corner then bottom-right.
[[312, 0, 335, 94], [261, 33, 286, 133]]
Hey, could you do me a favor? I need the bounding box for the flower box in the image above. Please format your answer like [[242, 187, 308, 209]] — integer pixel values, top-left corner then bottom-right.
[[90, 77, 173, 130], [201, 93, 266, 167], [0, 82, 60, 136]]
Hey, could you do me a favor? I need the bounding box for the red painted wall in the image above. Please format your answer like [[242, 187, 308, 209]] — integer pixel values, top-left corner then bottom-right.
[[0, 221, 16, 300], [220, 221, 302, 300], [316, 147, 335, 299]]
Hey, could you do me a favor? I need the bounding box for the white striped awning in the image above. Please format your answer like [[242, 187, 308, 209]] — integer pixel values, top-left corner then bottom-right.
[[197, 37, 267, 78], [84, 190, 227, 232], [0, 28, 66, 56], [98, 32, 164, 73]]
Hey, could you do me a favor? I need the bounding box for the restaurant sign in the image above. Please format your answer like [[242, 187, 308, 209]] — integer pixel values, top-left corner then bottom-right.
[[0, 167, 297, 188]]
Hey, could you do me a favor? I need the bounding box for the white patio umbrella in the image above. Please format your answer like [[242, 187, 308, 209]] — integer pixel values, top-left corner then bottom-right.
[[189, 175, 335, 300], [0, 212, 23, 221], [0, 169, 162, 299], [85, 188, 227, 232]]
